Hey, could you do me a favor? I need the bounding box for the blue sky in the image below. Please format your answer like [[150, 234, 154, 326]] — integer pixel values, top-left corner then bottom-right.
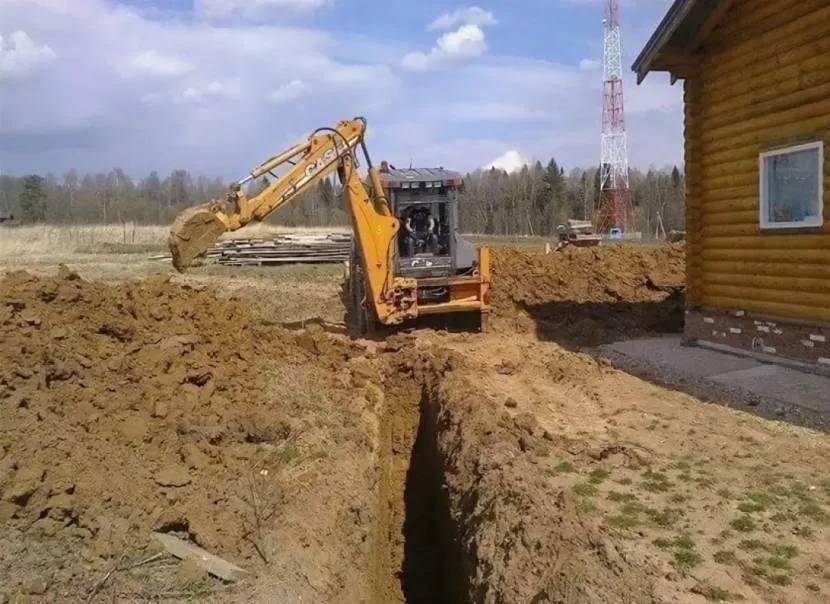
[[0, 0, 682, 179]]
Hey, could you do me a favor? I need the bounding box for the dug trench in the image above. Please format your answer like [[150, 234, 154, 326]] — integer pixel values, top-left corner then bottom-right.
[[371, 349, 469, 604], [8, 244, 830, 603], [0, 266, 662, 603], [374, 345, 663, 604], [371, 241, 688, 603]]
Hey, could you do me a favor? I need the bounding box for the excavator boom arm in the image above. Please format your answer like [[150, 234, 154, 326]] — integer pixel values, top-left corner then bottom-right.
[[167, 116, 417, 326], [168, 118, 370, 270], [231, 120, 366, 226]]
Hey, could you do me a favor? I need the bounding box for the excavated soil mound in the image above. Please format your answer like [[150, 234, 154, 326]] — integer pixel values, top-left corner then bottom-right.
[[0, 259, 677, 602], [403, 353, 664, 603], [0, 266, 363, 597], [491, 243, 686, 346]]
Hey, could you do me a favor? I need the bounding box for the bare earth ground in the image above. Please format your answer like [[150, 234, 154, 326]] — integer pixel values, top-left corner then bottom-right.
[[0, 226, 828, 604]]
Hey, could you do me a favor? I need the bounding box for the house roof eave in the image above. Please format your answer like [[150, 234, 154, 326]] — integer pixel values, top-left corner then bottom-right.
[[632, 0, 730, 83]]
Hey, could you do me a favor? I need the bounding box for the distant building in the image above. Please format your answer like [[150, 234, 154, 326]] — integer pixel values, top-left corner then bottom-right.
[[633, 1, 830, 367]]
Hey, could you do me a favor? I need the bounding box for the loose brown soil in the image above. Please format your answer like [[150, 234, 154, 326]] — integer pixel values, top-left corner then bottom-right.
[[0, 266, 382, 602], [491, 243, 686, 346], [1, 242, 828, 604]]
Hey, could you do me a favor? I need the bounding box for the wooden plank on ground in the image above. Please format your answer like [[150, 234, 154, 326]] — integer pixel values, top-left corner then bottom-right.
[[151, 532, 249, 582], [149, 231, 353, 265]]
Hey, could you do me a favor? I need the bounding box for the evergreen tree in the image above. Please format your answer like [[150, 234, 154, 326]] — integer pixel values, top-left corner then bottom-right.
[[0, 160, 686, 237], [18, 175, 47, 222]]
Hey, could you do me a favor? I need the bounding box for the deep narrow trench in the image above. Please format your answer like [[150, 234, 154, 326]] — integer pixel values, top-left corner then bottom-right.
[[398, 389, 470, 604]]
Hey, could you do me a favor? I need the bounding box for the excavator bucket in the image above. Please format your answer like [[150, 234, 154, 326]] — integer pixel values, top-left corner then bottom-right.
[[168, 204, 228, 272]]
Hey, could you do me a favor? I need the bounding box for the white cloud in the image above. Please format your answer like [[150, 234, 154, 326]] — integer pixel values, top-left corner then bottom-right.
[[397, 54, 681, 171], [0, 0, 401, 175], [579, 58, 600, 71], [436, 24, 487, 57], [269, 79, 309, 103], [439, 101, 552, 122], [0, 0, 683, 178], [484, 150, 528, 173], [402, 23, 487, 70], [370, 131, 526, 176], [402, 6, 498, 71], [174, 79, 241, 104], [0, 30, 56, 82], [624, 75, 678, 114], [428, 6, 497, 30], [195, 0, 329, 21], [123, 50, 195, 77]]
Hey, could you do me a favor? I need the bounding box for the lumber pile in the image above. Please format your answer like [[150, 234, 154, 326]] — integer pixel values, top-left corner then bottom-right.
[[209, 232, 353, 266]]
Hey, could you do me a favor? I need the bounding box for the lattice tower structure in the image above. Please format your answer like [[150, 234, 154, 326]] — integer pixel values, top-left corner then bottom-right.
[[597, 0, 633, 234]]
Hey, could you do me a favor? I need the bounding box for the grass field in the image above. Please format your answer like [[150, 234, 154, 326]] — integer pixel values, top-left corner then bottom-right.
[[0, 223, 352, 260]]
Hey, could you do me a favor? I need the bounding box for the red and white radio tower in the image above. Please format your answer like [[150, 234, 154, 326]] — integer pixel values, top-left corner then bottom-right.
[[597, 0, 633, 234]]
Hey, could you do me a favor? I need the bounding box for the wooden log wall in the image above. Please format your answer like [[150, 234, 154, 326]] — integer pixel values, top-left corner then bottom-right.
[[684, 76, 703, 308], [685, 0, 830, 323]]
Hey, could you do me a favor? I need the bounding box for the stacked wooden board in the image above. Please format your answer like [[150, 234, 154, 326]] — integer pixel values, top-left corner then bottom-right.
[[209, 233, 353, 266]]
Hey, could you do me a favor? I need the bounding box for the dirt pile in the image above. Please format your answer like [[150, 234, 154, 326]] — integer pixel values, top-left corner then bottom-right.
[[491, 243, 686, 346], [0, 254, 678, 603], [0, 266, 368, 599]]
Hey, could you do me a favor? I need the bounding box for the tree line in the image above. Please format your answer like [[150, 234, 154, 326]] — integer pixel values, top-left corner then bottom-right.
[[0, 160, 685, 238]]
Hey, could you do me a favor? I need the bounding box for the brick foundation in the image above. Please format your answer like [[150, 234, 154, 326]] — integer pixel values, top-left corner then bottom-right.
[[684, 308, 830, 367]]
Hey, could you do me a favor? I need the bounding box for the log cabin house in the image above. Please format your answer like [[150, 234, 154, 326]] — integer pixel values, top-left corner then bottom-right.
[[632, 0, 830, 367]]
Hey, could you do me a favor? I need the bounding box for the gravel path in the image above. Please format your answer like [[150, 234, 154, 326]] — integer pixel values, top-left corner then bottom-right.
[[590, 338, 830, 433]]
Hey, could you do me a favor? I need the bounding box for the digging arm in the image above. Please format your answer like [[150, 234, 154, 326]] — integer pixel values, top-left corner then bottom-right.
[[167, 116, 416, 325], [169, 117, 370, 270], [218, 119, 371, 229], [338, 146, 416, 326]]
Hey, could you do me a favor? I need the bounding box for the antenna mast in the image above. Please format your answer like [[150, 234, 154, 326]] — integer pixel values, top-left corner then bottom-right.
[[597, 0, 633, 234]]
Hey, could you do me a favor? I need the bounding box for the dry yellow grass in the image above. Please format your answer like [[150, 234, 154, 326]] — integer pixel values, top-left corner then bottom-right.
[[0, 224, 166, 258], [0, 222, 567, 273], [0, 222, 350, 261]]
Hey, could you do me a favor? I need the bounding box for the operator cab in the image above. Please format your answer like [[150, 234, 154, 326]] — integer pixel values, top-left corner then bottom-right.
[[377, 161, 480, 301]]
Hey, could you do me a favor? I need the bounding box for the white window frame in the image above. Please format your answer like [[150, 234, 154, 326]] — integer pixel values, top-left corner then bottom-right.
[[758, 140, 824, 230]]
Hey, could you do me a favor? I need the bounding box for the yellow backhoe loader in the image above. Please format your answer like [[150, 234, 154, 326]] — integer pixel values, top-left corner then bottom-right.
[[167, 116, 490, 336]]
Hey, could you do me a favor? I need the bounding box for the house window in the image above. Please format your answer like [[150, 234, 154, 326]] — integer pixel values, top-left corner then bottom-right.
[[759, 141, 824, 229]]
